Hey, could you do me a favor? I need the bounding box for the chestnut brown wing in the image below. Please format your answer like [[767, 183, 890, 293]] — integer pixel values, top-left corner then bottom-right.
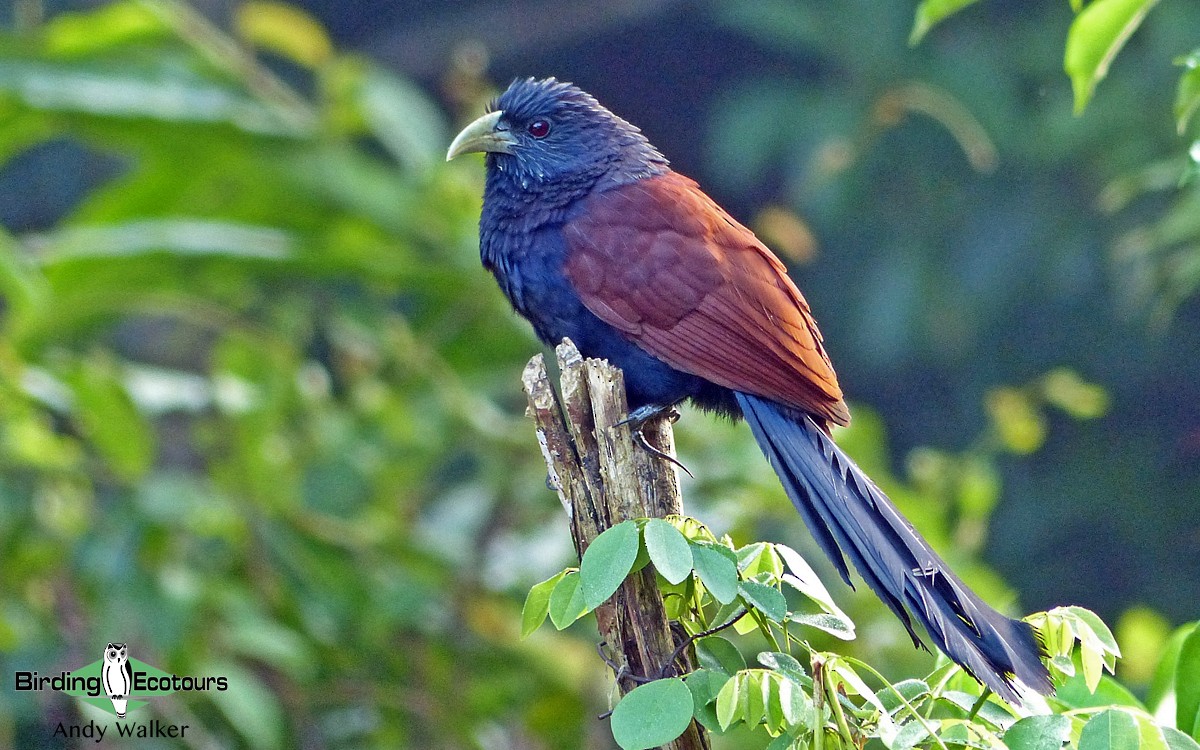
[[563, 172, 850, 427]]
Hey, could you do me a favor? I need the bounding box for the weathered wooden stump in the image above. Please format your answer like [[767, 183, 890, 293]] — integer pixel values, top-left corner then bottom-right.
[[522, 338, 710, 750]]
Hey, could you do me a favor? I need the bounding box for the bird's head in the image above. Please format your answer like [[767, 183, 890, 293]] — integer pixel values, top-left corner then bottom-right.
[[446, 77, 667, 191]]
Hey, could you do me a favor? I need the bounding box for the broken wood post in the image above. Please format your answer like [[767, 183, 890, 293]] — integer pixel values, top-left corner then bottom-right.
[[522, 338, 710, 750]]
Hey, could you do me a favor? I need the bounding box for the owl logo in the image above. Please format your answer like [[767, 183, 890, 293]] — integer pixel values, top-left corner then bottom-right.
[[101, 643, 132, 719]]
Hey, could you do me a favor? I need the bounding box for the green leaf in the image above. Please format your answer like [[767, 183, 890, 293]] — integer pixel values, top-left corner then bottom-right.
[[987, 386, 1047, 453], [208, 661, 285, 749], [43, 1, 169, 58], [1041, 368, 1110, 420], [715, 672, 742, 731], [763, 729, 801, 748], [685, 668, 729, 708], [0, 233, 50, 345], [696, 635, 746, 676], [547, 570, 589, 630], [1064, 0, 1161, 115], [1178, 624, 1200, 740], [752, 667, 813, 733], [909, 0, 982, 45], [1148, 623, 1197, 714], [223, 619, 314, 681], [359, 64, 449, 170], [743, 671, 767, 728], [739, 580, 787, 622], [874, 678, 930, 714], [757, 651, 810, 687], [1078, 710, 1141, 750], [1067, 606, 1122, 654], [1082, 635, 1107, 692], [1176, 51, 1200, 134], [792, 612, 856, 640], [893, 719, 940, 750], [686, 669, 731, 733], [1164, 727, 1200, 750], [660, 573, 694, 620], [766, 734, 800, 750], [1057, 671, 1145, 710], [579, 520, 640, 609], [669, 515, 717, 544], [33, 219, 295, 265], [737, 541, 783, 579], [643, 518, 693, 585], [957, 453, 1001, 517], [610, 678, 694, 750], [520, 570, 568, 638], [708, 601, 750, 637], [1139, 717, 1175, 750], [713, 670, 809, 735], [1058, 606, 1119, 692], [67, 356, 155, 481], [776, 543, 855, 638], [235, 1, 333, 69], [630, 531, 651, 575], [0, 58, 295, 133], [691, 541, 739, 605], [774, 671, 809, 729], [1003, 715, 1072, 750]]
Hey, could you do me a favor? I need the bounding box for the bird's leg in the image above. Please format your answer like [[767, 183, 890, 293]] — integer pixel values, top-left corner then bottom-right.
[[616, 403, 692, 477], [617, 403, 682, 427]]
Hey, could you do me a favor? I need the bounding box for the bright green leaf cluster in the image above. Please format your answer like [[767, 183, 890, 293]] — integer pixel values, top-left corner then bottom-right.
[[1021, 611, 1200, 750], [715, 669, 812, 736], [522, 512, 1200, 750], [1030, 605, 1122, 692], [520, 517, 865, 747], [520, 516, 856, 642]]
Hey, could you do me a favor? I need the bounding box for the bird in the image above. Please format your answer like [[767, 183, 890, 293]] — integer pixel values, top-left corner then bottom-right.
[[447, 77, 1051, 704]]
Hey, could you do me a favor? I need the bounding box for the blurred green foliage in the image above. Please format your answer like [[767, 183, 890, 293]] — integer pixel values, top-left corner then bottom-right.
[[0, 1, 577, 746], [0, 1, 1196, 748]]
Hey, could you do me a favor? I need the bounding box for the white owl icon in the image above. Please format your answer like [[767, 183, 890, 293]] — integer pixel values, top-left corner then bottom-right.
[[101, 643, 132, 719]]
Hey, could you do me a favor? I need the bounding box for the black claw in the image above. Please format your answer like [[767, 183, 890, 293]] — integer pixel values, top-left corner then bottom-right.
[[632, 428, 694, 478], [618, 404, 693, 477]]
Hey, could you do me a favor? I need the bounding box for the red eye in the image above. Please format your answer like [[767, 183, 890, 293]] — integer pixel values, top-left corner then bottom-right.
[[527, 119, 551, 138]]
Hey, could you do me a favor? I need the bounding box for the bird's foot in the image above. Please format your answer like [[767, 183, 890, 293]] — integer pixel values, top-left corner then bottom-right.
[[617, 403, 682, 427], [617, 404, 692, 477]]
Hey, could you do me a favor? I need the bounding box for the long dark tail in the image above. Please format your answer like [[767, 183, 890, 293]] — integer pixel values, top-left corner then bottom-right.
[[735, 392, 1052, 704]]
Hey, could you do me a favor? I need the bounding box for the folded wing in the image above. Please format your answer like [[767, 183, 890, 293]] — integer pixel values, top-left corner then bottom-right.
[[563, 171, 850, 428]]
